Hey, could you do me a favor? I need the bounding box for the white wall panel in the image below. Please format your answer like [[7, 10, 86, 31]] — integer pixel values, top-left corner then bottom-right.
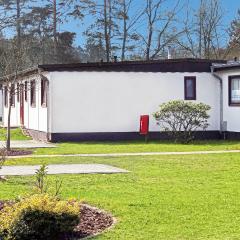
[[50, 71, 220, 133]]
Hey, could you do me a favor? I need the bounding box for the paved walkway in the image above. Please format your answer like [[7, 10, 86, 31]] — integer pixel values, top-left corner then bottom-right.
[[6, 149, 240, 159], [0, 140, 56, 149], [0, 164, 129, 176]]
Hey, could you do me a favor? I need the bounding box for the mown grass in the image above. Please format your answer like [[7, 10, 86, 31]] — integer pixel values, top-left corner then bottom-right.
[[0, 128, 31, 141], [1, 128, 240, 154], [1, 153, 240, 239], [34, 140, 240, 155]]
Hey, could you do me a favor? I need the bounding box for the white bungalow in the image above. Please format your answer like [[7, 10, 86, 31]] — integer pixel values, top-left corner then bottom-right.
[[1, 58, 240, 142]]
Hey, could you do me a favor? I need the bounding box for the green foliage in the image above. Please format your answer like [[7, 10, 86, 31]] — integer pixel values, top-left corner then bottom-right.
[[34, 164, 63, 197], [0, 194, 80, 240], [153, 100, 211, 143], [34, 164, 48, 194]]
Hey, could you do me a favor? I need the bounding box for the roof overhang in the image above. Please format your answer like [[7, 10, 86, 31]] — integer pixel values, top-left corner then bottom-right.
[[0, 67, 39, 83], [212, 62, 240, 72], [0, 59, 227, 81], [38, 59, 226, 73]]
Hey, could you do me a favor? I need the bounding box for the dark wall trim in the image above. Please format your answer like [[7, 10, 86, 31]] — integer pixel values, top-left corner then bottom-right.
[[49, 131, 222, 142], [184, 76, 196, 100], [26, 129, 240, 142], [228, 75, 240, 107], [225, 131, 240, 140], [39, 59, 225, 73]]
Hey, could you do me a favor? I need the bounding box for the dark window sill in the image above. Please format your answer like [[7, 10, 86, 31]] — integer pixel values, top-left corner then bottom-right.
[[185, 98, 196, 101], [229, 103, 240, 107]]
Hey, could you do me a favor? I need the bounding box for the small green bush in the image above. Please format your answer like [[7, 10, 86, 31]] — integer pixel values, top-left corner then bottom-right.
[[0, 194, 80, 240], [153, 100, 211, 143]]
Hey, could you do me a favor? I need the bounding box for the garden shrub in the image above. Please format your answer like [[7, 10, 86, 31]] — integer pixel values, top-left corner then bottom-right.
[[153, 100, 211, 143], [0, 194, 80, 240]]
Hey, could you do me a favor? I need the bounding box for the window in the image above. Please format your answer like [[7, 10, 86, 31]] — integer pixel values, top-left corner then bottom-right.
[[24, 81, 28, 101], [184, 77, 196, 100], [30, 80, 36, 107], [4, 86, 8, 107], [41, 79, 48, 107], [229, 76, 240, 106], [10, 84, 15, 107]]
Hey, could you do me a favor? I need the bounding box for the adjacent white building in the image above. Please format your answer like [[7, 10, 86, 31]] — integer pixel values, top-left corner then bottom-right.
[[1, 59, 240, 142]]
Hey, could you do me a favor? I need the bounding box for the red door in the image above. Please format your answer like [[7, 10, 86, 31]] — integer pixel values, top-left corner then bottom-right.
[[20, 85, 24, 125]]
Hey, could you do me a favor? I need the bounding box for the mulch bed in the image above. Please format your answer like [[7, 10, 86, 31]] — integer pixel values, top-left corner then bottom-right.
[[5, 149, 33, 156], [0, 201, 115, 239], [62, 204, 114, 239]]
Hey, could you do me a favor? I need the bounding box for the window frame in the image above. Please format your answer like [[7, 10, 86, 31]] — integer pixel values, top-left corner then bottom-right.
[[41, 79, 48, 107], [30, 80, 36, 108], [184, 76, 196, 100], [229, 75, 240, 107]]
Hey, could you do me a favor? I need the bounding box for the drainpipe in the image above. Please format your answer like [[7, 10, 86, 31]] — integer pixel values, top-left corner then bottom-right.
[[46, 78, 50, 142], [211, 66, 223, 133]]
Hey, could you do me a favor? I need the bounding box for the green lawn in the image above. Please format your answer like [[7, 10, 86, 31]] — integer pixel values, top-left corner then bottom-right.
[[2, 153, 240, 239], [0, 128, 31, 141], [34, 140, 240, 155], [1, 127, 240, 154]]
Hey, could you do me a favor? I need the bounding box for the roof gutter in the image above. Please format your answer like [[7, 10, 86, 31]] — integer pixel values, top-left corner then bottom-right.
[[211, 66, 223, 133]]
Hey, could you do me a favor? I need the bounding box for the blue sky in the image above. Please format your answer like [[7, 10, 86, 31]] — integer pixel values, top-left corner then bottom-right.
[[60, 0, 240, 47]]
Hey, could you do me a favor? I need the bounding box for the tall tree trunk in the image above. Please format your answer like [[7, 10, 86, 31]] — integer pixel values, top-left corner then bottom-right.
[[6, 96, 12, 152], [16, 0, 21, 48], [104, 0, 110, 62], [121, 0, 127, 61], [145, 0, 153, 61], [53, 0, 57, 62], [198, 0, 203, 58]]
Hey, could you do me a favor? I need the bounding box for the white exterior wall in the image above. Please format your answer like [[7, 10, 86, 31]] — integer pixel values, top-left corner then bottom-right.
[[3, 74, 48, 132], [216, 69, 240, 132], [50, 71, 220, 133]]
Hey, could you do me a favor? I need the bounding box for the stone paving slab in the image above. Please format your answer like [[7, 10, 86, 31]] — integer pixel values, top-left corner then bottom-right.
[[0, 140, 56, 149], [0, 164, 129, 176]]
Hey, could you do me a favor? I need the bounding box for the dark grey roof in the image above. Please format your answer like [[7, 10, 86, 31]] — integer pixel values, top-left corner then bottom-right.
[[212, 61, 240, 72], [1, 59, 227, 81], [38, 58, 226, 73]]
